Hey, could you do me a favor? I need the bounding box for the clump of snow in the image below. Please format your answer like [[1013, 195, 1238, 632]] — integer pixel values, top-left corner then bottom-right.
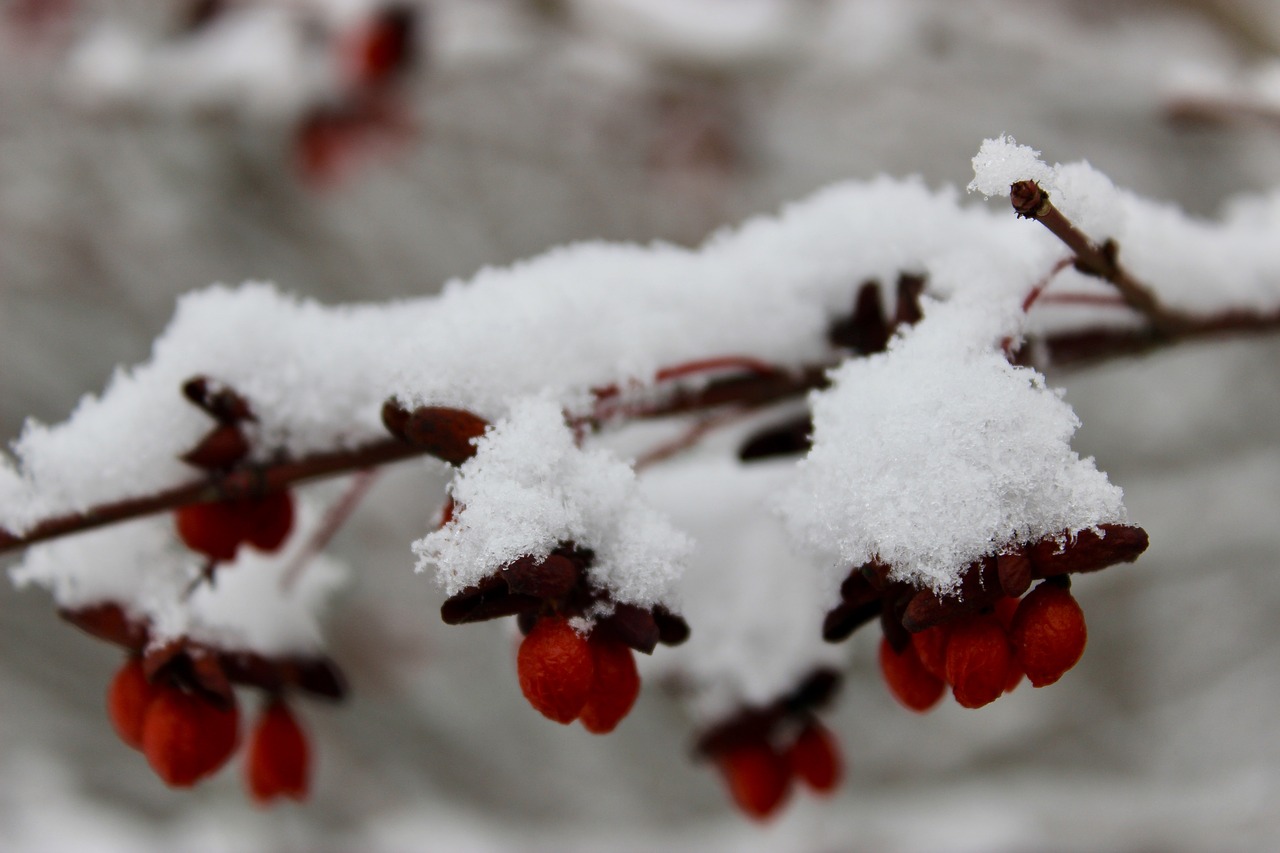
[[780, 299, 1127, 596], [638, 456, 847, 722], [970, 136, 1280, 314], [413, 396, 691, 612], [10, 497, 347, 657], [968, 135, 1057, 199]]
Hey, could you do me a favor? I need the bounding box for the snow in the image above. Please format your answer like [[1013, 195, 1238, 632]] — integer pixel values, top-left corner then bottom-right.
[[780, 299, 1127, 595], [413, 396, 690, 613], [5, 145, 1277, 609]]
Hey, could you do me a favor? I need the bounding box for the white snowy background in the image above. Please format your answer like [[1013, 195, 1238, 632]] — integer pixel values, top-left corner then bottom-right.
[[3, 0, 1280, 850]]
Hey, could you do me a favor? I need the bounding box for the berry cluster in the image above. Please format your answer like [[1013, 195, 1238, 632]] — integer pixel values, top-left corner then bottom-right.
[[173, 377, 296, 565], [516, 616, 640, 733], [107, 656, 309, 802], [441, 544, 688, 729], [61, 602, 343, 802], [821, 525, 1147, 712], [695, 670, 844, 820], [384, 400, 691, 730], [881, 580, 1086, 711]]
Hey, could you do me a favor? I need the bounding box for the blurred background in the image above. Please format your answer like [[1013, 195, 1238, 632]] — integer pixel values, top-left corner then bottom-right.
[[2, 1, 1280, 849]]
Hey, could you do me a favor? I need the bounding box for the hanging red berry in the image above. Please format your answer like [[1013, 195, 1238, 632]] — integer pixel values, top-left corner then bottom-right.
[[579, 635, 640, 734], [241, 491, 295, 552], [945, 614, 1014, 709], [246, 699, 311, 805], [141, 686, 240, 788], [716, 741, 792, 821], [176, 500, 246, 562], [1009, 582, 1088, 687], [517, 617, 594, 724], [107, 656, 158, 751], [879, 636, 945, 712], [910, 625, 950, 682], [785, 721, 842, 794]]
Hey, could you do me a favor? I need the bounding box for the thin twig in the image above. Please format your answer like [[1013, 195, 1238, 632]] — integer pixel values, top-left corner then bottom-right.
[[1010, 180, 1192, 336]]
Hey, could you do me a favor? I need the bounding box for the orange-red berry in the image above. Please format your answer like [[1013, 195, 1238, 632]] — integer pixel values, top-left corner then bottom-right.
[[517, 617, 594, 724], [910, 625, 950, 682], [786, 721, 842, 794], [142, 686, 240, 788], [717, 741, 792, 821], [241, 491, 295, 552], [176, 501, 245, 561], [176, 492, 295, 560], [107, 657, 158, 750], [246, 700, 310, 805], [1010, 583, 1088, 687], [879, 636, 945, 712], [945, 614, 1014, 709], [579, 635, 640, 734]]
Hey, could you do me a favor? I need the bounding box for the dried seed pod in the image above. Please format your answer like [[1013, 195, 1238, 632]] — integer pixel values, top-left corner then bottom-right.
[[1009, 582, 1088, 687], [1027, 524, 1148, 578], [107, 656, 158, 750], [599, 603, 660, 655], [516, 617, 594, 724], [716, 741, 792, 821], [142, 686, 240, 788], [652, 605, 691, 647], [945, 615, 1015, 709], [879, 636, 945, 713], [579, 636, 640, 734], [246, 700, 310, 804], [180, 424, 249, 471], [785, 721, 842, 794], [501, 554, 581, 599], [400, 406, 489, 466]]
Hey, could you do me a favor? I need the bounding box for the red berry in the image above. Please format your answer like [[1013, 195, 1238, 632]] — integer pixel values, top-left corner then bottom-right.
[[879, 636, 945, 712], [910, 625, 950, 682], [786, 722, 842, 793], [993, 595, 1021, 630], [241, 491, 294, 552], [1010, 583, 1088, 687], [717, 741, 792, 820], [945, 614, 1015, 709], [517, 617, 594, 724], [142, 686, 240, 788], [107, 657, 158, 750], [246, 700, 310, 805], [176, 500, 245, 561], [579, 636, 640, 734]]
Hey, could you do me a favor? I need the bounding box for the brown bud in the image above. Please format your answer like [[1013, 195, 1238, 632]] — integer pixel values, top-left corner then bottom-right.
[[997, 552, 1032, 597], [600, 603, 660, 655], [501, 554, 581, 598], [180, 424, 249, 470], [1028, 524, 1149, 578], [401, 406, 490, 466]]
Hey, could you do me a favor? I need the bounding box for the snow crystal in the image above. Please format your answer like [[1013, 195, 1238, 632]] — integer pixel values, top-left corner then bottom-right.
[[780, 299, 1127, 595], [413, 396, 691, 612], [968, 135, 1057, 199]]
